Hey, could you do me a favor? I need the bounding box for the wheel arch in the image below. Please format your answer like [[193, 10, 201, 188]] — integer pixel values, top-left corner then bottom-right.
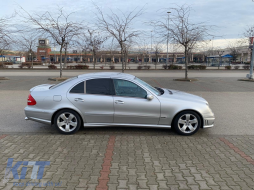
[[171, 109, 204, 128], [51, 108, 84, 126]]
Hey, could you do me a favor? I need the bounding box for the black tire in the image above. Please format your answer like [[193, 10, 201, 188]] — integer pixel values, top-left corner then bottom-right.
[[54, 109, 81, 135], [173, 111, 201, 136]]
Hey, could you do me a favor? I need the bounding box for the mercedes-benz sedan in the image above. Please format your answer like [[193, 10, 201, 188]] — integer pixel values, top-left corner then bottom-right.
[[24, 72, 215, 135]]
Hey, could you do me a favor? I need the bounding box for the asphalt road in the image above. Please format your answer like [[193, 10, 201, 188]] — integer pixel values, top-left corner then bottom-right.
[[0, 71, 253, 136], [0, 69, 251, 78]]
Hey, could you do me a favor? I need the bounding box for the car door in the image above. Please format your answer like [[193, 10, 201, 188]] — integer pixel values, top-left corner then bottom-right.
[[112, 79, 160, 125], [67, 78, 115, 123]]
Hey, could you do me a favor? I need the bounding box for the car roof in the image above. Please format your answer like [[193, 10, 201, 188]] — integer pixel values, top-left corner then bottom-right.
[[78, 72, 135, 80]]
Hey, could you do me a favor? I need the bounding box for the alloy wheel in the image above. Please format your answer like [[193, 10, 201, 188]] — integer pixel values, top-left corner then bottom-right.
[[177, 114, 198, 134], [57, 112, 77, 132]]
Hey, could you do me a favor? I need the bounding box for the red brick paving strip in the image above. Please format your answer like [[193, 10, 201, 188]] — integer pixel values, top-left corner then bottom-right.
[[0, 135, 7, 140], [220, 137, 254, 165], [96, 136, 116, 190]]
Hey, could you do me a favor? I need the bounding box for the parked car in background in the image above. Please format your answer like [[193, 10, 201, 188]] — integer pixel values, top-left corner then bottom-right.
[[25, 72, 215, 135]]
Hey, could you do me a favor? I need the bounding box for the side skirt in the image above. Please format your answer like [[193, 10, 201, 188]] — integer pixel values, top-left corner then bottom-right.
[[83, 123, 171, 129]]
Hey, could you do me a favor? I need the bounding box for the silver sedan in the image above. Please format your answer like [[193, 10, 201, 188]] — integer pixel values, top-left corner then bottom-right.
[[24, 72, 215, 135]]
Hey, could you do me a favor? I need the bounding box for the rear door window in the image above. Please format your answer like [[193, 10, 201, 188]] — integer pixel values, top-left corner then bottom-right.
[[86, 79, 114, 95]]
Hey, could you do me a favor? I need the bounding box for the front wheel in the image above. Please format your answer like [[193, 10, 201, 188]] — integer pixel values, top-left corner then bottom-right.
[[173, 111, 201, 136], [54, 109, 81, 135]]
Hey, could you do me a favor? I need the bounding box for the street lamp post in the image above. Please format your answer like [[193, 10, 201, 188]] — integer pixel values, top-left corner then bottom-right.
[[166, 11, 171, 67], [151, 30, 153, 65], [247, 41, 254, 79]]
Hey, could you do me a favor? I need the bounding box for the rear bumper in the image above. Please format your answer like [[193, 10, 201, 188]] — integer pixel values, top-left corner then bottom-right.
[[24, 106, 52, 125], [25, 116, 51, 125]]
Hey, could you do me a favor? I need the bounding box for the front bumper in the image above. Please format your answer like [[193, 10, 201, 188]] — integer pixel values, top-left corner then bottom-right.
[[203, 117, 215, 128]]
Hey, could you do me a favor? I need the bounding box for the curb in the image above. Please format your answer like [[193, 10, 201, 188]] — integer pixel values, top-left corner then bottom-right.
[[48, 77, 69, 81], [238, 78, 254, 82], [0, 77, 9, 80], [173, 78, 198, 82]]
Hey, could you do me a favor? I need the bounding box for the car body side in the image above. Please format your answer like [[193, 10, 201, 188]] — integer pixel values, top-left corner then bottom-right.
[[24, 74, 214, 128]]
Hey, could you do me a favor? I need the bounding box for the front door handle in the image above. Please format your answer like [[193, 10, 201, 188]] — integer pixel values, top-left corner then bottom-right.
[[115, 100, 124, 104], [74, 98, 84, 102]]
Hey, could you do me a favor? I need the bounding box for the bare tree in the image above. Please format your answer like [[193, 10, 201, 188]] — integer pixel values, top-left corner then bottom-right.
[[122, 41, 133, 69], [83, 29, 107, 69], [0, 16, 14, 68], [244, 26, 254, 45], [153, 42, 163, 69], [96, 6, 143, 73], [20, 7, 84, 78], [108, 38, 119, 65], [18, 31, 38, 68], [243, 26, 254, 63], [228, 40, 245, 64], [152, 5, 212, 79], [136, 39, 150, 66]]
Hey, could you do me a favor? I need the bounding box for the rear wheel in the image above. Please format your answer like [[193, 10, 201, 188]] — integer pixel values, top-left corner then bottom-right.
[[173, 111, 201, 136], [54, 109, 81, 135]]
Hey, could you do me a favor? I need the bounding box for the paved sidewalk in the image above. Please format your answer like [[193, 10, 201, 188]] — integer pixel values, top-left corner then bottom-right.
[[1, 134, 254, 190]]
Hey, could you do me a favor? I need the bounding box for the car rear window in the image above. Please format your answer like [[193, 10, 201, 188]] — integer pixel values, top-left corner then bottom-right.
[[51, 77, 77, 89]]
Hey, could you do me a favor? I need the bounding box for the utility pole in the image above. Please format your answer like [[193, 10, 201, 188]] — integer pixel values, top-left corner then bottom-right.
[[166, 11, 171, 67]]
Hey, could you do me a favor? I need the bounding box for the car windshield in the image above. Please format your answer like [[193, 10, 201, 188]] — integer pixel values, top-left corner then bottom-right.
[[50, 77, 77, 89], [135, 77, 161, 96]]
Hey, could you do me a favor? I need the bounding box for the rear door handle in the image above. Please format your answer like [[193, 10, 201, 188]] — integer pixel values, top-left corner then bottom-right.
[[74, 98, 84, 102], [115, 100, 124, 104]]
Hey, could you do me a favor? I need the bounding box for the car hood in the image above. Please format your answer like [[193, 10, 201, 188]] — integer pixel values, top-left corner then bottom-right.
[[162, 88, 208, 104], [30, 84, 53, 92]]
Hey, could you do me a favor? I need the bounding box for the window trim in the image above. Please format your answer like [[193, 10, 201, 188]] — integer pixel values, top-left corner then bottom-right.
[[84, 81, 86, 94]]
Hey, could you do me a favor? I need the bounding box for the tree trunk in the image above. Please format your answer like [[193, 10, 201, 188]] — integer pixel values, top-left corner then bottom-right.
[[32, 52, 34, 69], [93, 53, 96, 69], [121, 47, 124, 73], [218, 56, 220, 69], [185, 47, 188, 79], [155, 57, 157, 70], [60, 46, 63, 78], [124, 53, 127, 70], [1, 56, 4, 69], [64, 46, 67, 68]]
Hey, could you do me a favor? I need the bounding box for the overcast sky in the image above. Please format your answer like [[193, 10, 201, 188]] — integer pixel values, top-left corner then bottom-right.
[[1, 0, 254, 49]]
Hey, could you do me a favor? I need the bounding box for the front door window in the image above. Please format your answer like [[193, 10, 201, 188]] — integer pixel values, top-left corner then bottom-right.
[[113, 79, 147, 98]]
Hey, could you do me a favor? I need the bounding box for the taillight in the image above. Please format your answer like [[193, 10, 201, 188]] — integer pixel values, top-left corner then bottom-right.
[[27, 94, 36, 105]]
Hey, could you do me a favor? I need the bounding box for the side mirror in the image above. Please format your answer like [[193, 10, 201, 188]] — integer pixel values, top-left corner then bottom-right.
[[147, 94, 154, 100]]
